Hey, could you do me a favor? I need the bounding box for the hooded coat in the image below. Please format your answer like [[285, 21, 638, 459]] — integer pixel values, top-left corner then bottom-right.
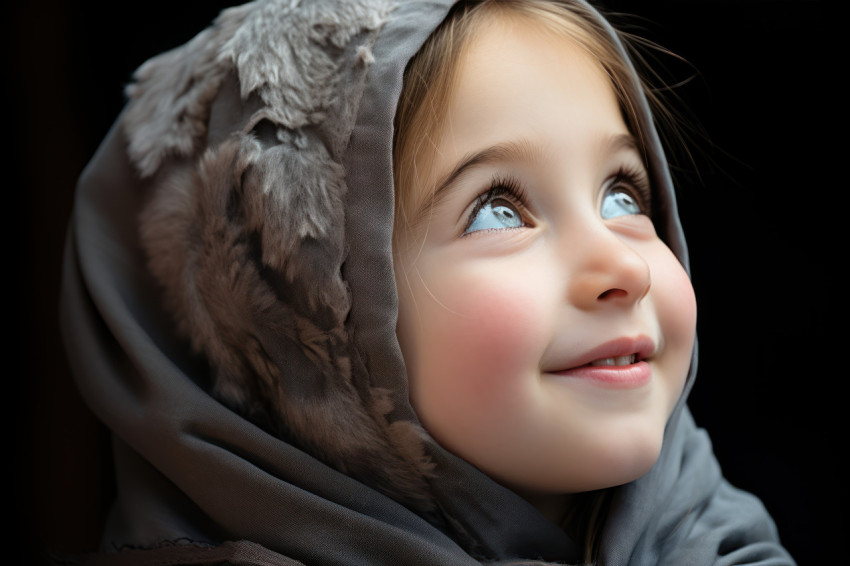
[[60, 0, 796, 564]]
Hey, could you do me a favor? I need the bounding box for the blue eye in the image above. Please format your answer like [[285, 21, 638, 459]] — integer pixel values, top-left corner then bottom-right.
[[601, 188, 643, 219], [465, 198, 524, 233], [463, 178, 529, 236], [600, 166, 651, 220]]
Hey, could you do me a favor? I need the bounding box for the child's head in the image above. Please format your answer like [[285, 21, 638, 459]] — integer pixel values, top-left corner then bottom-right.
[[392, 0, 697, 512]]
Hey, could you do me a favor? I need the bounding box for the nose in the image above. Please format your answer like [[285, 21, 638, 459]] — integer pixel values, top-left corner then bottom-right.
[[566, 230, 651, 310]]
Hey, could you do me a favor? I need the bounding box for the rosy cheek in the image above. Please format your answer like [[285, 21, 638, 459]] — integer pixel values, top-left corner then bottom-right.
[[650, 248, 698, 402], [659, 258, 697, 349], [407, 265, 546, 438], [447, 284, 540, 390]]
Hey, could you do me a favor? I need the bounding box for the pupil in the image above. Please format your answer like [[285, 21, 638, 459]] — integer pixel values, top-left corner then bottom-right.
[[491, 199, 519, 227], [495, 206, 515, 222]]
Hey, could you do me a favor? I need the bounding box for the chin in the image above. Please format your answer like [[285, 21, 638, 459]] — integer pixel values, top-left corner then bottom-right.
[[566, 424, 666, 493]]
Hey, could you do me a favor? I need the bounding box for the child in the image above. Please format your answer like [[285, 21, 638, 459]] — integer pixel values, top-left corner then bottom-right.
[[60, 0, 794, 564]]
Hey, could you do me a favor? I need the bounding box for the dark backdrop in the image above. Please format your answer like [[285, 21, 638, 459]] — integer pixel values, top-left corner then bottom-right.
[[10, 1, 840, 564]]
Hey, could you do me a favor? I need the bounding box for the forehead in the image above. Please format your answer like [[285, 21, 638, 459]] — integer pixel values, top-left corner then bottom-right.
[[425, 15, 627, 179]]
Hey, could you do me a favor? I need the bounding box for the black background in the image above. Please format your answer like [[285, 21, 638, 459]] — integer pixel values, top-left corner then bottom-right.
[[9, 1, 841, 564]]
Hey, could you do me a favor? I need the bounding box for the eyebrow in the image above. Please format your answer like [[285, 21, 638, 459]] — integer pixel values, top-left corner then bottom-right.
[[414, 133, 642, 225], [431, 132, 640, 195], [431, 137, 543, 203], [605, 133, 641, 158]]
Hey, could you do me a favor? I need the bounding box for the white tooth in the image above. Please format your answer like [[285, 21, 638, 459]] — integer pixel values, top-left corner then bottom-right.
[[590, 355, 635, 367]]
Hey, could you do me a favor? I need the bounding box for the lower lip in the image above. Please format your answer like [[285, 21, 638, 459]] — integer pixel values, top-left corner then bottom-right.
[[551, 361, 651, 389]]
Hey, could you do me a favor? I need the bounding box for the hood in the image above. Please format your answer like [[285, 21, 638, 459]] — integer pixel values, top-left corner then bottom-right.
[[60, 0, 793, 564]]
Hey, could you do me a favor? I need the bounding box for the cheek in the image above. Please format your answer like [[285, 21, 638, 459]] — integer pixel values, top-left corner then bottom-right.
[[658, 257, 697, 348], [399, 260, 550, 443], [651, 247, 698, 396], [442, 285, 536, 389]]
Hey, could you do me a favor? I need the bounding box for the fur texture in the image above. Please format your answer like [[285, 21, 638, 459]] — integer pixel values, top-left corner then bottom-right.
[[131, 0, 437, 513]]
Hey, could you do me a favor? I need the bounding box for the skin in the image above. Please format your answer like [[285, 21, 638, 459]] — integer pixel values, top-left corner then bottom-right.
[[394, 15, 697, 516]]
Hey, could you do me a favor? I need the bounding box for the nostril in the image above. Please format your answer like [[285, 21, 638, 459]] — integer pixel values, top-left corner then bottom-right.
[[598, 288, 628, 300]]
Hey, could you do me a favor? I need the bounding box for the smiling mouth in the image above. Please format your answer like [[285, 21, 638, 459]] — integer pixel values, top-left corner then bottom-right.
[[547, 336, 654, 387], [588, 354, 638, 367], [554, 351, 651, 388]]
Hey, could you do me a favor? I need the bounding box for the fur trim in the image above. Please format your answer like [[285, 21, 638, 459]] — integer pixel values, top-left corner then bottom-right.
[[132, 0, 437, 512]]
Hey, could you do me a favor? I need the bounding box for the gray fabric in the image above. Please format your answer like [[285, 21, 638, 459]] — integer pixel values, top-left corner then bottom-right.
[[60, 0, 795, 564]]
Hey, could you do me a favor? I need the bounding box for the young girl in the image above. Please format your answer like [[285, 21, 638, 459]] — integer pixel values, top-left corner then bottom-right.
[[60, 0, 794, 564]]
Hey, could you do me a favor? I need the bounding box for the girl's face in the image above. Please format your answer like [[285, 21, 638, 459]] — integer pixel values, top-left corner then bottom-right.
[[394, 17, 697, 498]]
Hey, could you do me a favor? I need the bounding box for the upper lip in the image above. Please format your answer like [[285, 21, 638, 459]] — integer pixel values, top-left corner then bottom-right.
[[550, 335, 656, 371]]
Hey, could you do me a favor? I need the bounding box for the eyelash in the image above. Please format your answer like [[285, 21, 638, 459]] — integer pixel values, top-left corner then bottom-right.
[[463, 175, 531, 235], [461, 164, 653, 235], [609, 164, 652, 215]]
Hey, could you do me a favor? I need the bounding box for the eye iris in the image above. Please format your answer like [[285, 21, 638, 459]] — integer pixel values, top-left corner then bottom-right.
[[613, 192, 638, 210], [601, 189, 642, 219], [492, 200, 520, 225], [467, 198, 523, 233]]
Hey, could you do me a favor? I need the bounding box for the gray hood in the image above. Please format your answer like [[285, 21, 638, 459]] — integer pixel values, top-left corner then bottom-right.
[[60, 0, 794, 563]]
